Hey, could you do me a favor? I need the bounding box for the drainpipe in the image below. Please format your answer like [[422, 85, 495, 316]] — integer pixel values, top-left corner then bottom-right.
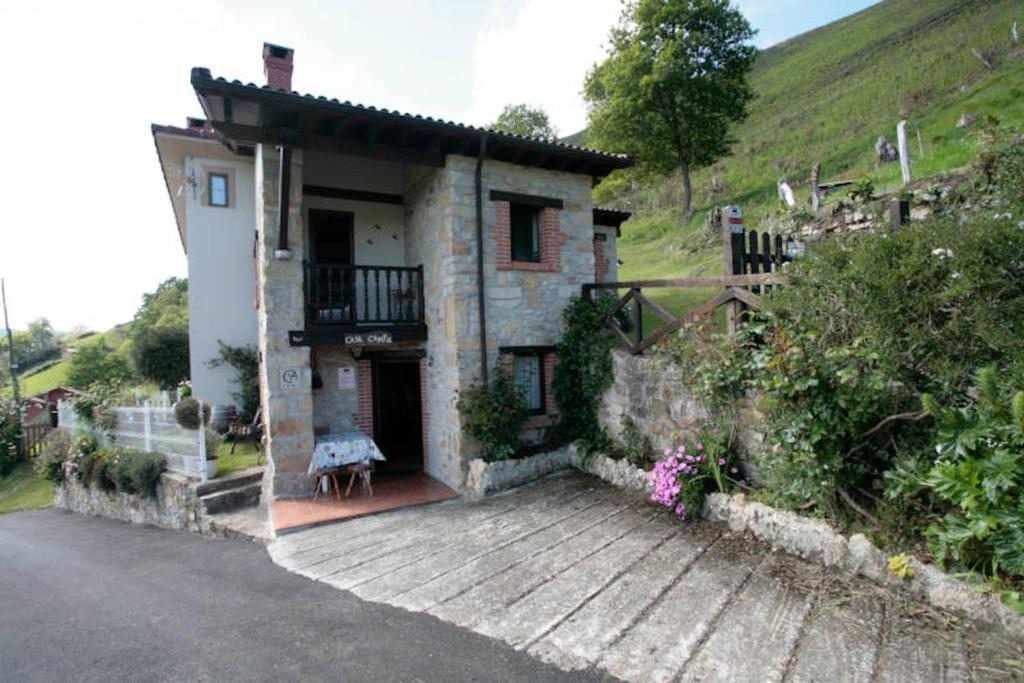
[[475, 133, 489, 384]]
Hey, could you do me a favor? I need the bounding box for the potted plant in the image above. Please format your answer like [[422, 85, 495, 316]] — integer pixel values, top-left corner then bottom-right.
[[204, 429, 222, 479]]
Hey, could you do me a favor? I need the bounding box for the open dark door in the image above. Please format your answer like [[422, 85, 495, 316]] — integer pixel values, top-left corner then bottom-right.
[[309, 209, 356, 324], [372, 359, 423, 474]]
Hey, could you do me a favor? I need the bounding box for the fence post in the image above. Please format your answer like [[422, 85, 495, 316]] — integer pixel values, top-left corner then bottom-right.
[[198, 408, 208, 484], [143, 400, 153, 452], [631, 290, 643, 348], [723, 207, 744, 334]]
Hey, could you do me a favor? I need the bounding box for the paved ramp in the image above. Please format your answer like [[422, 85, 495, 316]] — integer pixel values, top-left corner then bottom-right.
[[269, 472, 1021, 682]]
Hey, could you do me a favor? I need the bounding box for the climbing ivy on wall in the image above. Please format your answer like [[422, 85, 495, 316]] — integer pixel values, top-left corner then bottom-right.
[[553, 296, 619, 449]]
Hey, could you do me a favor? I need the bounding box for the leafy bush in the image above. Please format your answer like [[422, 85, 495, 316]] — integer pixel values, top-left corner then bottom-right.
[[553, 296, 619, 443], [208, 342, 260, 421], [70, 382, 127, 433], [35, 430, 72, 483], [848, 174, 875, 203], [119, 451, 166, 497], [906, 368, 1024, 577], [93, 450, 120, 492], [649, 432, 742, 520], [132, 325, 190, 389], [619, 416, 652, 467], [174, 397, 210, 430], [747, 212, 1024, 517], [0, 397, 22, 477], [61, 444, 166, 498], [457, 369, 527, 462]]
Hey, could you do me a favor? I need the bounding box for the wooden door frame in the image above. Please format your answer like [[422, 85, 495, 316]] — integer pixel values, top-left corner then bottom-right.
[[370, 355, 424, 472]]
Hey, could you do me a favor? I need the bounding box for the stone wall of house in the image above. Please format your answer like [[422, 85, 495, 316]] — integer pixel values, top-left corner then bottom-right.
[[311, 347, 360, 435], [54, 472, 201, 531], [254, 144, 315, 499], [598, 349, 766, 459], [404, 155, 597, 488]]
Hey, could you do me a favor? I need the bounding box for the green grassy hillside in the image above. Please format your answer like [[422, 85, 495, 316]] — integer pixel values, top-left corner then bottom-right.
[[609, 0, 1024, 318], [1, 329, 126, 398]]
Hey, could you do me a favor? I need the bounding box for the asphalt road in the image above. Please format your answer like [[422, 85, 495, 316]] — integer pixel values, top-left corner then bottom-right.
[[0, 509, 608, 682]]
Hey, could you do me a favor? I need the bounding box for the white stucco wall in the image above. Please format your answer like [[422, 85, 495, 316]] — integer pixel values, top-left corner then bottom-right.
[[185, 155, 258, 408]]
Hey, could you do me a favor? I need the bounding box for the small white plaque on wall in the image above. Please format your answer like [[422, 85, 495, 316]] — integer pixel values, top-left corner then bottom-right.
[[338, 367, 356, 390]]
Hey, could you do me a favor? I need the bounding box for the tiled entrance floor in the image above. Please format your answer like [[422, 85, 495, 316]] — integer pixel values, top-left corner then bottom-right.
[[270, 472, 459, 534]]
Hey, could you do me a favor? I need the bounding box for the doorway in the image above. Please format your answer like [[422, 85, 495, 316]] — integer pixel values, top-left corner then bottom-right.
[[372, 359, 423, 474]]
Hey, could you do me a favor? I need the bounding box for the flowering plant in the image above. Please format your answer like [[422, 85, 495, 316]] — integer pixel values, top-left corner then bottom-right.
[[649, 433, 745, 519]]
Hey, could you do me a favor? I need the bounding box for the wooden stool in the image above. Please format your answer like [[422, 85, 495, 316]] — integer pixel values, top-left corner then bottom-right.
[[345, 463, 373, 497], [312, 468, 342, 501]]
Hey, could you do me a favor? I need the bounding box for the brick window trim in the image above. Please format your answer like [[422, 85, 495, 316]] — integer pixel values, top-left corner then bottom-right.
[[492, 201, 567, 272], [352, 360, 373, 437], [499, 349, 559, 425]]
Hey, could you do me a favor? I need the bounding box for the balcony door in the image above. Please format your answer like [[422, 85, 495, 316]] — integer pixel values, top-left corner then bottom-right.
[[309, 210, 355, 324]]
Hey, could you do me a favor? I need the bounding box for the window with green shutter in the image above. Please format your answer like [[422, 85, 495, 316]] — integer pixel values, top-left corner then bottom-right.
[[510, 203, 540, 262]]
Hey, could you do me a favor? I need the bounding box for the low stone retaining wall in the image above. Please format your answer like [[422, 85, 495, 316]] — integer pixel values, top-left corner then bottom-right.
[[571, 452, 651, 493], [464, 445, 574, 497], [705, 492, 1024, 641], [54, 472, 201, 532], [565, 451, 1023, 640]]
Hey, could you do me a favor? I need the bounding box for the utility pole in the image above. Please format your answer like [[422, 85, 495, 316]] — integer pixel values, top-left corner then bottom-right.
[[2, 278, 20, 404]]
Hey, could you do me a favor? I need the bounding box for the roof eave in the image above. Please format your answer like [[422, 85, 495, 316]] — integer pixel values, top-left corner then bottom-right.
[[190, 68, 634, 178]]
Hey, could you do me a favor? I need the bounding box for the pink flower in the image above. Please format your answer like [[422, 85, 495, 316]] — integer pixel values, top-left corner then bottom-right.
[[696, 442, 704, 450], [718, 458, 726, 466], [730, 467, 738, 474]]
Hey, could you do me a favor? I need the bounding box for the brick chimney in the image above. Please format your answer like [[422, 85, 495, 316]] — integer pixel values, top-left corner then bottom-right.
[[263, 43, 294, 91]]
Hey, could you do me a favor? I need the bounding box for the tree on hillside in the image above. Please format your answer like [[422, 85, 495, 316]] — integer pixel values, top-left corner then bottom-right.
[[131, 278, 188, 331], [584, 0, 757, 218], [490, 104, 558, 140], [27, 318, 55, 355], [129, 277, 190, 388], [67, 343, 134, 389], [133, 327, 190, 390]]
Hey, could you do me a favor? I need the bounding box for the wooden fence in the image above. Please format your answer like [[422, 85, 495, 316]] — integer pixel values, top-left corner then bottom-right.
[[583, 216, 798, 354], [21, 424, 52, 459]]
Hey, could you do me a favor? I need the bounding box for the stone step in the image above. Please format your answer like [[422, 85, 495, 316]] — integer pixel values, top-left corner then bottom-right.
[[205, 507, 272, 542], [199, 483, 262, 516], [195, 466, 264, 497]]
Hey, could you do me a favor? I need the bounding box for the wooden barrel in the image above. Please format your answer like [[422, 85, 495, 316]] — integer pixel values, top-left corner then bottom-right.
[[209, 404, 237, 434]]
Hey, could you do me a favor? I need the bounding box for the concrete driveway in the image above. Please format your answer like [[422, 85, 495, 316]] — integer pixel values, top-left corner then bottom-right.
[[270, 472, 1023, 682], [0, 509, 603, 682]]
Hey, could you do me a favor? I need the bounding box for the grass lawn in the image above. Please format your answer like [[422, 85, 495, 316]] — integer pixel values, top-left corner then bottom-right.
[[0, 460, 53, 514], [14, 361, 71, 397], [216, 440, 263, 478]]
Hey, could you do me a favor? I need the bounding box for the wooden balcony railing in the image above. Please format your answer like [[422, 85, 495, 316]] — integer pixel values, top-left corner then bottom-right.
[[303, 262, 425, 332]]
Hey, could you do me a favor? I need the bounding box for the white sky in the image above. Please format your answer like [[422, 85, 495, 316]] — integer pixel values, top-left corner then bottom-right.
[[0, 0, 875, 331]]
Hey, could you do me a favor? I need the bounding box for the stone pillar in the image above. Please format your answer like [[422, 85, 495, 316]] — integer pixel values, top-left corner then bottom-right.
[[254, 143, 314, 499]]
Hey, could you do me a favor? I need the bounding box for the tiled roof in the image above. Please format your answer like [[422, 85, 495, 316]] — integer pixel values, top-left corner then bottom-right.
[[190, 68, 633, 172]]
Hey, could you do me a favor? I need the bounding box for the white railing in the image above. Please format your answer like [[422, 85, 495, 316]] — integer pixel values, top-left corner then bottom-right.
[[57, 400, 209, 482]]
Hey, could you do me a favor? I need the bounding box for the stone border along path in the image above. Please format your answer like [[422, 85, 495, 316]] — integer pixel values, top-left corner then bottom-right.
[[268, 472, 1024, 682]]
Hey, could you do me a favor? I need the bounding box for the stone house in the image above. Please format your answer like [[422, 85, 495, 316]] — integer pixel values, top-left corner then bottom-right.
[[153, 43, 632, 499]]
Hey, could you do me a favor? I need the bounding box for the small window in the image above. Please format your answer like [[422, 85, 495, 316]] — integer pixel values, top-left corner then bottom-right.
[[208, 173, 229, 207], [510, 204, 540, 262], [513, 353, 544, 414]]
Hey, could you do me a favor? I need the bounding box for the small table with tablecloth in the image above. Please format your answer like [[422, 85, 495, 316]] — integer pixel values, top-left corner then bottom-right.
[[308, 432, 386, 499]]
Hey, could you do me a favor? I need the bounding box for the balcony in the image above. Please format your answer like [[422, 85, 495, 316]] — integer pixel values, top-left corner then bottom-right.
[[288, 262, 427, 346]]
